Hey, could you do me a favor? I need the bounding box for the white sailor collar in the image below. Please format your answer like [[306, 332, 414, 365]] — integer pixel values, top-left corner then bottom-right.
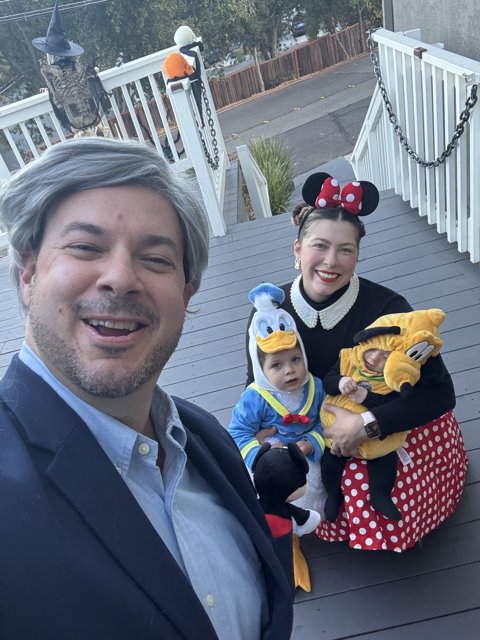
[[290, 273, 360, 330]]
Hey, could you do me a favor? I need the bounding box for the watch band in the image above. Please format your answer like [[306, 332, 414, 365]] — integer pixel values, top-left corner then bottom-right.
[[361, 411, 381, 439]]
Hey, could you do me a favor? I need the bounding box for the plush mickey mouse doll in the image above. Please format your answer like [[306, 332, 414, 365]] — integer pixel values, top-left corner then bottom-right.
[[252, 443, 321, 591], [252, 442, 321, 538]]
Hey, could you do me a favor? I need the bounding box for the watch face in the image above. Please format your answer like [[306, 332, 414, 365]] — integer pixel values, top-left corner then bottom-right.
[[364, 420, 380, 438]]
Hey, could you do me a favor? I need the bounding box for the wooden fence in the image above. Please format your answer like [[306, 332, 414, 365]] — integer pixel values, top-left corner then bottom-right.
[[107, 24, 367, 137], [209, 24, 367, 110]]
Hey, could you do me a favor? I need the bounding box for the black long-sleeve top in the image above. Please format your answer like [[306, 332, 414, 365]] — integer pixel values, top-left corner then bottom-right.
[[246, 277, 455, 437]]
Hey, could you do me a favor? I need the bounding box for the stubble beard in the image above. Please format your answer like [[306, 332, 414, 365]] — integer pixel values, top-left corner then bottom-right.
[[27, 291, 184, 398]]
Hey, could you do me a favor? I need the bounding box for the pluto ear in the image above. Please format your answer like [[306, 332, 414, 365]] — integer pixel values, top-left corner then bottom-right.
[[357, 180, 380, 217], [301, 172, 332, 207], [353, 325, 401, 344]]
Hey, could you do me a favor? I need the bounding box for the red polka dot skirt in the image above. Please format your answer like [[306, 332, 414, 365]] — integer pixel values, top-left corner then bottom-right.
[[316, 411, 468, 552]]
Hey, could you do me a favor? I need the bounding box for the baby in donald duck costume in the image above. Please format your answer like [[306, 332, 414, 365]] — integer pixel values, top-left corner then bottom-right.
[[228, 283, 327, 519]]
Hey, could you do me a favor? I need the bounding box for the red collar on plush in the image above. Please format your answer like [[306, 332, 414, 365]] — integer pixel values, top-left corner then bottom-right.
[[283, 413, 312, 425], [315, 176, 364, 215]]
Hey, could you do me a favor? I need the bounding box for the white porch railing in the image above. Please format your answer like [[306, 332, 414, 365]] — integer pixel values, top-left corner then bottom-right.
[[165, 73, 228, 237], [351, 28, 480, 263], [236, 144, 272, 219], [0, 44, 229, 238]]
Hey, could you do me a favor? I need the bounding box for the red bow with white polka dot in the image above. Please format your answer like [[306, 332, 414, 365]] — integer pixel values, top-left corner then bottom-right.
[[315, 177, 364, 215]]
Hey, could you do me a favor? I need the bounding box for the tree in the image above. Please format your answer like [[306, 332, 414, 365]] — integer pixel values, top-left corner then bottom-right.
[[189, 0, 299, 61], [237, 1, 298, 59], [0, 1, 52, 97], [302, 0, 382, 40], [183, 0, 255, 51], [0, 1, 181, 100], [1, 0, 357, 104]]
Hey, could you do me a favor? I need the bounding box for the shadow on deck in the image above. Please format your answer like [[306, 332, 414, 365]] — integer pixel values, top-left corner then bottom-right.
[[0, 183, 479, 638]]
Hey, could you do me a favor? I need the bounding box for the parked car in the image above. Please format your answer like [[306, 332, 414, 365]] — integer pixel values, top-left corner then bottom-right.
[[204, 48, 223, 67], [291, 16, 306, 38], [224, 51, 236, 66]]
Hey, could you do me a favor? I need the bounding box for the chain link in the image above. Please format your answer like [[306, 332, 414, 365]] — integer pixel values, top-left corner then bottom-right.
[[367, 29, 478, 168], [197, 80, 220, 171]]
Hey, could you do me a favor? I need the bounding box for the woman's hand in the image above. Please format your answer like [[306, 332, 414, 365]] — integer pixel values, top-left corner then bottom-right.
[[322, 404, 368, 457], [255, 425, 278, 445]]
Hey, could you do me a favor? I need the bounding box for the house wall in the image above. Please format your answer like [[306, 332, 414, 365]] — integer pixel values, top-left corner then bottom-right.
[[384, 0, 479, 61]]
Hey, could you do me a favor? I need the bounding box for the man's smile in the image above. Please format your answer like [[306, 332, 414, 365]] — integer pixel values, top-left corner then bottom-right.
[[85, 318, 146, 336]]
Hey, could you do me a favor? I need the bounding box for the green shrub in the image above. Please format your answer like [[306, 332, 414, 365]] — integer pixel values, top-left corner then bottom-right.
[[248, 136, 294, 214], [264, 71, 295, 90]]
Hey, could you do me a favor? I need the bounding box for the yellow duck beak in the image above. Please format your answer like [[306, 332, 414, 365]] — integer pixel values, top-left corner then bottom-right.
[[256, 329, 297, 353]]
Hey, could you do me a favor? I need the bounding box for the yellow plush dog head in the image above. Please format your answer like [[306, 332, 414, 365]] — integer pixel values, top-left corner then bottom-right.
[[351, 309, 445, 395]]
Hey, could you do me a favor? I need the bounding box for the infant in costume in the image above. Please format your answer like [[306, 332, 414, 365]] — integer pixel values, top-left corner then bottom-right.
[[321, 308, 445, 521], [229, 283, 327, 518]]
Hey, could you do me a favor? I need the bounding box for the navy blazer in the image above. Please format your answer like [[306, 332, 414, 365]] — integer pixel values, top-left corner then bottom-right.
[[0, 356, 293, 640]]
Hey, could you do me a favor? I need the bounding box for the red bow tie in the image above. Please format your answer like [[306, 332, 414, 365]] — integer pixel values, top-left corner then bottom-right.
[[283, 414, 312, 425], [315, 176, 364, 215]]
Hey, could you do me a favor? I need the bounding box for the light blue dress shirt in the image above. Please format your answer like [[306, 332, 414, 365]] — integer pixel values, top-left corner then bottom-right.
[[19, 344, 268, 640]]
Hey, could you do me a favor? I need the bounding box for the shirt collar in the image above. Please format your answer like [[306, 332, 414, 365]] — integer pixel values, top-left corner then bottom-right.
[[18, 343, 187, 466], [290, 273, 360, 329]]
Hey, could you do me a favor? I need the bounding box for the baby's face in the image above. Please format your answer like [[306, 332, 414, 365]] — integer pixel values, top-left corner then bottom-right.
[[363, 348, 391, 373], [262, 347, 307, 391]]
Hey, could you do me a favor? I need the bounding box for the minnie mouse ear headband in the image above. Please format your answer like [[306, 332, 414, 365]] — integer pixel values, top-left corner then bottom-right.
[[297, 172, 380, 236]]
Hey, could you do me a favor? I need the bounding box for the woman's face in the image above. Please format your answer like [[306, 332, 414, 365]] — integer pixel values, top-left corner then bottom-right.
[[294, 219, 358, 303]]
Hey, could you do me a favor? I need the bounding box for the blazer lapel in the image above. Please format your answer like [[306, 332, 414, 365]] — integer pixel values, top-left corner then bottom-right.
[[0, 357, 218, 640]]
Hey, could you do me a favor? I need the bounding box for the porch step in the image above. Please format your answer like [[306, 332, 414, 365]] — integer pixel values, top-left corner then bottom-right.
[[223, 160, 240, 230], [0, 176, 479, 640], [163, 186, 480, 639]]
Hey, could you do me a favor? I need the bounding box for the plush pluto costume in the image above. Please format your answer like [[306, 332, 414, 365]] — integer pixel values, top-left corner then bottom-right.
[[321, 308, 445, 457], [320, 308, 445, 520]]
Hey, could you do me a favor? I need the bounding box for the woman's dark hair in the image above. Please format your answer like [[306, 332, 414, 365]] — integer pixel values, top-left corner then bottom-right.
[[292, 203, 366, 248]]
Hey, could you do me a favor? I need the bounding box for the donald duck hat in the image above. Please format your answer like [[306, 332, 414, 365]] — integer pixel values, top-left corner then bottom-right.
[[248, 283, 309, 392]]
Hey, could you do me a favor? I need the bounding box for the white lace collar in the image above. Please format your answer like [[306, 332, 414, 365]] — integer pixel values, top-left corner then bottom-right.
[[290, 273, 360, 330]]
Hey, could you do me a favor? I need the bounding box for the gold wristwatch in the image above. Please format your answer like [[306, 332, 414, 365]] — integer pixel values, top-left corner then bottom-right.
[[361, 411, 381, 439]]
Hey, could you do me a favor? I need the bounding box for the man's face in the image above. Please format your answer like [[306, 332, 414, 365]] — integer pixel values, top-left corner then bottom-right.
[[20, 185, 193, 399]]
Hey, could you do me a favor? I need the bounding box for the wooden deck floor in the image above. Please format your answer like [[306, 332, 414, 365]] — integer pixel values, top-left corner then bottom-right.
[[1, 187, 479, 638]]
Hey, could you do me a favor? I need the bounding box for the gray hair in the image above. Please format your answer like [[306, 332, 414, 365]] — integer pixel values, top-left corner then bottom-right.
[[0, 136, 209, 295]]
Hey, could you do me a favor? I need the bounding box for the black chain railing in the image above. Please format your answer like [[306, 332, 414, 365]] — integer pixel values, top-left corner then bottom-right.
[[367, 29, 478, 168], [198, 80, 220, 171]]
